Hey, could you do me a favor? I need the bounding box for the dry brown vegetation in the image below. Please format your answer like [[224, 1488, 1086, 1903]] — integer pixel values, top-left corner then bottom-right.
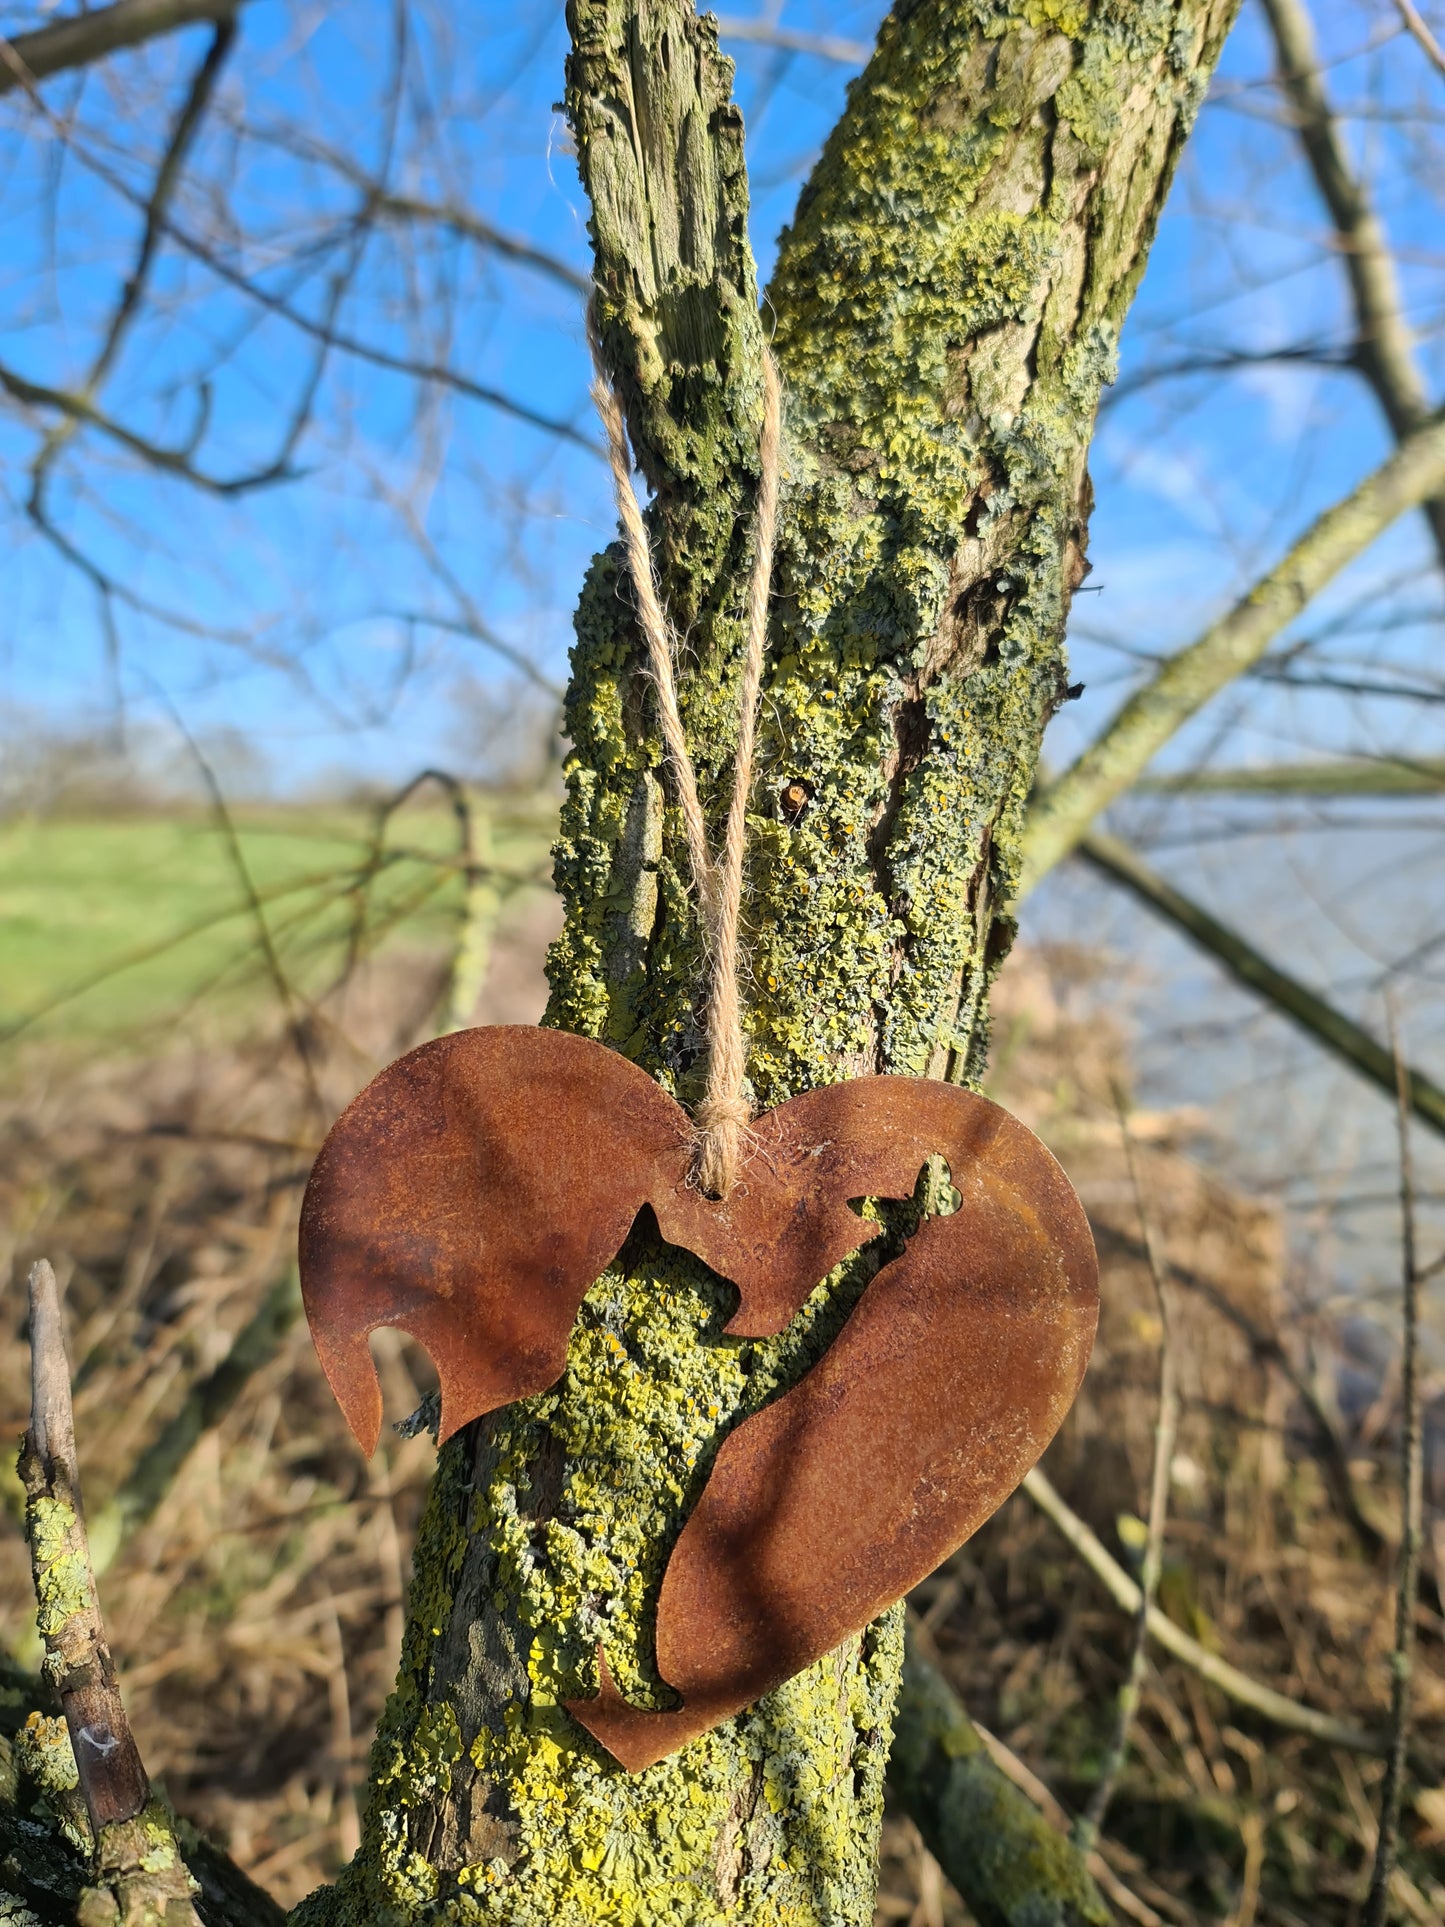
[[0, 917, 1440, 1922]]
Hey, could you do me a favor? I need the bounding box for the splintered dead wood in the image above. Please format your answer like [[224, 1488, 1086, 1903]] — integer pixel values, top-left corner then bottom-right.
[[21, 1257, 202, 1923]]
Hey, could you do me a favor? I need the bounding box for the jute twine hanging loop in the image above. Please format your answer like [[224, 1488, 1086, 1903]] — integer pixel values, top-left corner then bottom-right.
[[588, 305, 782, 1198]]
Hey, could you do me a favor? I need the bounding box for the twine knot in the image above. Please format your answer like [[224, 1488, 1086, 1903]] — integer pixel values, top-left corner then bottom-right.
[[590, 302, 782, 1199]]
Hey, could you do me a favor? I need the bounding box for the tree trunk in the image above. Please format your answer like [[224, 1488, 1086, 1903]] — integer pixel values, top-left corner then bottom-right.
[[298, 2, 1239, 1922]]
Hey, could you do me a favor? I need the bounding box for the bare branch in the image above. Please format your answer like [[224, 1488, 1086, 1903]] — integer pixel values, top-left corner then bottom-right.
[[20, 1259, 202, 1919], [1137, 754, 1445, 795], [1022, 1466, 1387, 1754], [1261, 0, 1445, 567], [711, 14, 872, 65], [1, 358, 298, 494], [385, 609, 566, 698], [23, 478, 264, 644], [1077, 829, 1445, 1140], [891, 1624, 1113, 1927], [371, 185, 590, 291], [958, 1711, 1170, 1925], [0, 853, 436, 1046], [1101, 340, 1353, 410], [1393, 0, 1445, 82], [1074, 1103, 1179, 1854], [175, 714, 328, 1118], [1098, 1215, 1387, 1559], [89, 1271, 302, 1576], [1363, 1012, 1426, 1925], [92, 19, 236, 390], [1018, 409, 1445, 892], [0, 72, 602, 457], [0, 0, 247, 96], [1250, 661, 1445, 702], [132, 209, 601, 450], [266, 130, 591, 293]]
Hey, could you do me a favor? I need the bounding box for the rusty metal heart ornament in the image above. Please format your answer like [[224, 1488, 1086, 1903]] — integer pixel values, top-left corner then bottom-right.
[[299, 1025, 1098, 1771]]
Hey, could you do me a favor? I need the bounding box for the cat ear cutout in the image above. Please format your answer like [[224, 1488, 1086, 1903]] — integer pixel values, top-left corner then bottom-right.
[[299, 1026, 1098, 1767]]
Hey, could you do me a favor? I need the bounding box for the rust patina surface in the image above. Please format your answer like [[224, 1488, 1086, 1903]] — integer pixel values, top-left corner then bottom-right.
[[299, 1025, 1097, 1770]]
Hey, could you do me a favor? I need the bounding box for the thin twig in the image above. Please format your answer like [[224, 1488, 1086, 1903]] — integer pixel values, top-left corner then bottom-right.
[[0, 358, 298, 496], [1093, 1219, 1386, 1559], [381, 609, 564, 698], [0, 0, 247, 95], [1022, 1466, 1386, 1753], [255, 125, 589, 292], [711, 14, 873, 64], [96, 22, 235, 392], [158, 699, 328, 1117], [2, 58, 600, 460], [1018, 408, 1445, 895], [1136, 755, 1445, 797], [1394, 0, 1445, 81], [1363, 1006, 1425, 1924], [26, 21, 241, 527], [1261, 0, 1445, 567], [1075, 1094, 1180, 1852], [89, 1270, 302, 1576], [1078, 830, 1445, 1141]]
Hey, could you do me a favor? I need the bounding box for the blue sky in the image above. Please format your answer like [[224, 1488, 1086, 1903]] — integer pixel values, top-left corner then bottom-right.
[[0, 0, 1439, 793]]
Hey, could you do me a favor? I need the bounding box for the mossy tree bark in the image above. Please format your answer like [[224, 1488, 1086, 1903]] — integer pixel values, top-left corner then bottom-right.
[[299, 3, 1240, 1923]]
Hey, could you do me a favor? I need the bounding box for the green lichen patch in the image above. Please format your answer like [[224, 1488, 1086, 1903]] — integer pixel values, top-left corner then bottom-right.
[[16, 1715, 77, 1799], [25, 1497, 91, 1643]]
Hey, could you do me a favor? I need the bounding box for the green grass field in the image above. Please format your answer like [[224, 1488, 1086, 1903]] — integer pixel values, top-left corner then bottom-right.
[[0, 796, 557, 1048]]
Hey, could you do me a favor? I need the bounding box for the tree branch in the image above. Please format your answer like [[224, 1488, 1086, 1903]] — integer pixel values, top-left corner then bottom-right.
[[1018, 409, 1445, 893], [1, 358, 299, 495], [1074, 1104, 1179, 1854], [1076, 828, 1445, 1140], [890, 1626, 1113, 1927], [1261, 0, 1445, 569], [0, 105, 602, 457], [1093, 1218, 1387, 1561], [1393, 0, 1445, 87], [25, 17, 242, 528], [711, 13, 873, 65], [19, 1259, 203, 1922], [0, 0, 248, 96], [92, 18, 235, 391], [87, 1271, 302, 1577], [1136, 755, 1445, 794], [1022, 1466, 1386, 1754], [370, 184, 592, 291], [1100, 340, 1353, 410], [246, 123, 593, 295], [1363, 1017, 1426, 1924]]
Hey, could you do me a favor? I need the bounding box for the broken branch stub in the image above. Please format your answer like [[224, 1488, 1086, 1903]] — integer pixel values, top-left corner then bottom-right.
[[20, 1259, 151, 1833], [21, 1261, 205, 1923], [299, 1027, 1098, 1768]]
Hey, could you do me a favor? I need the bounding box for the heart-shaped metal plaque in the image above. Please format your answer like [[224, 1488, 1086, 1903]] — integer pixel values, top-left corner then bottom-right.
[[299, 1026, 1097, 1770]]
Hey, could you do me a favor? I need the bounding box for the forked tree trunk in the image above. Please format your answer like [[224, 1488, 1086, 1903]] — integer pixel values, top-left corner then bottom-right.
[[299, 3, 1239, 1922]]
